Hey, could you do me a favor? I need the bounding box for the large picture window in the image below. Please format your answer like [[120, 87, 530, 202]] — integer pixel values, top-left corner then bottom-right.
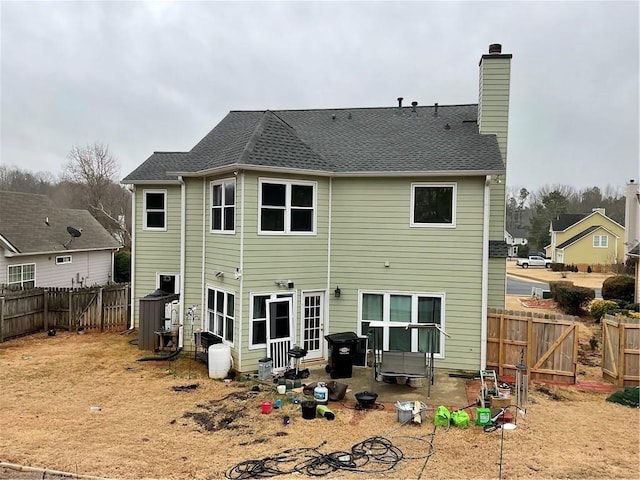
[[359, 291, 444, 357], [8, 264, 35, 288], [211, 179, 235, 233], [411, 183, 456, 227], [207, 287, 235, 344], [259, 179, 316, 234], [144, 190, 167, 230]]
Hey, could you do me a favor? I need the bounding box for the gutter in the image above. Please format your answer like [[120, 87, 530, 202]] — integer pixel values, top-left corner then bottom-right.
[[238, 171, 245, 370], [325, 177, 333, 357], [480, 175, 491, 371]]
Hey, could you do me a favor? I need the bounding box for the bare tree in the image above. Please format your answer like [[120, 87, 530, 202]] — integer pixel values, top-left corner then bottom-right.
[[62, 143, 131, 246]]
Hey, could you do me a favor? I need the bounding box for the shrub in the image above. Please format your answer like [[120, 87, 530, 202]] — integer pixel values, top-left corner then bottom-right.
[[587, 265, 592, 273], [114, 249, 131, 283], [555, 285, 595, 316], [551, 262, 565, 272], [589, 299, 619, 322], [602, 275, 635, 303], [549, 281, 574, 301]]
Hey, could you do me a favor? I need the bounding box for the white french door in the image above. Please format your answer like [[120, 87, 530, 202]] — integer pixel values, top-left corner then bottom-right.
[[301, 291, 325, 360], [266, 298, 294, 370]]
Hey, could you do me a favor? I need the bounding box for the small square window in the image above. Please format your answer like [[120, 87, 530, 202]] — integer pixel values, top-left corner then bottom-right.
[[411, 183, 456, 227]]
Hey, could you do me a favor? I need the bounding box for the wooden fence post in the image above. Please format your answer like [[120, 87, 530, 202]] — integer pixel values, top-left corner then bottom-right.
[[68, 290, 73, 332], [98, 287, 104, 332], [0, 297, 5, 343], [618, 318, 625, 387], [43, 289, 49, 331]]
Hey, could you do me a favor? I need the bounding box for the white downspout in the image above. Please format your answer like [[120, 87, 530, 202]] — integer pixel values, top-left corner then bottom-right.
[[325, 177, 333, 359], [238, 171, 245, 370], [480, 175, 491, 371], [129, 186, 136, 330], [178, 176, 186, 348], [201, 178, 206, 331]]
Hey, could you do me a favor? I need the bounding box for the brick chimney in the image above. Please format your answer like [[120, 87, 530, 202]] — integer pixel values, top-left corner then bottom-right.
[[478, 43, 512, 165]]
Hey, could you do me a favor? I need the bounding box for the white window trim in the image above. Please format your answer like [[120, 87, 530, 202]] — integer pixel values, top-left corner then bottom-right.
[[156, 273, 181, 294], [55, 255, 72, 265], [210, 178, 236, 234], [7, 263, 36, 287], [258, 178, 317, 235], [593, 235, 608, 248], [206, 285, 236, 346], [249, 291, 297, 349], [143, 189, 167, 231], [357, 289, 446, 359], [410, 182, 457, 228]]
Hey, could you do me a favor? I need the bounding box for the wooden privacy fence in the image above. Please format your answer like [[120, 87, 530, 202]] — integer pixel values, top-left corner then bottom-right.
[[487, 308, 579, 384], [0, 284, 129, 342], [602, 314, 640, 386]]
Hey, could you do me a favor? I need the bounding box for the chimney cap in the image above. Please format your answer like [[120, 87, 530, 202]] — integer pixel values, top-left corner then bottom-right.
[[488, 43, 502, 54]]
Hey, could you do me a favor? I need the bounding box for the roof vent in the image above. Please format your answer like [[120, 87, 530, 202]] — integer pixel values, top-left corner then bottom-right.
[[397, 97, 403, 108], [444, 123, 451, 130], [411, 101, 418, 113], [488, 43, 502, 54], [348, 112, 352, 120], [332, 114, 336, 121], [434, 102, 439, 117]]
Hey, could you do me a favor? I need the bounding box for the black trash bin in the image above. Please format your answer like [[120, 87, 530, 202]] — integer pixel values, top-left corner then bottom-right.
[[325, 332, 360, 379]]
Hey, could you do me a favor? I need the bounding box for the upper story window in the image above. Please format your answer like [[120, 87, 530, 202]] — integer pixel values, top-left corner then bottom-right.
[[144, 190, 167, 231], [8, 264, 35, 288], [259, 179, 316, 234], [593, 235, 608, 248], [411, 182, 456, 228], [56, 255, 72, 265], [211, 179, 235, 233]]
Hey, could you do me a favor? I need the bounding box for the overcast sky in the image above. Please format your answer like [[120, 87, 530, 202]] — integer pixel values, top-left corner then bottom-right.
[[1, 0, 638, 192]]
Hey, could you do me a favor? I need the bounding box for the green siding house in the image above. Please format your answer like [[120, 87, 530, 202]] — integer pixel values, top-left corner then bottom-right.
[[122, 44, 513, 374]]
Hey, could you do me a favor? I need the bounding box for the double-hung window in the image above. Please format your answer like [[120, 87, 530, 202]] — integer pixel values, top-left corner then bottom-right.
[[144, 190, 167, 230], [359, 291, 445, 357], [207, 287, 235, 344], [259, 179, 316, 234], [411, 182, 456, 227], [211, 179, 235, 233], [8, 264, 35, 288], [593, 235, 608, 248]]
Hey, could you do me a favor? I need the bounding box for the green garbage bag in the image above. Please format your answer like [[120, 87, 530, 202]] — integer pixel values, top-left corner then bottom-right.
[[433, 405, 451, 427], [451, 410, 470, 428]]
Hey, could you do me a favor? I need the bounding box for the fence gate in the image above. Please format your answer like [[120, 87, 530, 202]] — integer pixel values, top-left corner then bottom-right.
[[602, 314, 640, 386], [70, 289, 101, 331], [487, 309, 579, 384]]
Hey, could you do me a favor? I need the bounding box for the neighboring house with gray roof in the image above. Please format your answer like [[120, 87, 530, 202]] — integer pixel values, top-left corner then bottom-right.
[[0, 191, 121, 288], [122, 44, 513, 374], [505, 228, 528, 257], [546, 209, 625, 267]]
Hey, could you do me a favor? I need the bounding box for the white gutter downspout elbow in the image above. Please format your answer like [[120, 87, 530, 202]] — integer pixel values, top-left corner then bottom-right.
[[480, 175, 491, 371], [178, 175, 186, 348]]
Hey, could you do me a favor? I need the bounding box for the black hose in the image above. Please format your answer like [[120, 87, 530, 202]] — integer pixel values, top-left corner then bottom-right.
[[137, 347, 183, 362]]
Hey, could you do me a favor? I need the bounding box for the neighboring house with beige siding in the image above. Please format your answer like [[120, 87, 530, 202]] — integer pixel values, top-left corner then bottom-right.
[[122, 44, 513, 374], [547, 209, 625, 268], [0, 191, 121, 288]]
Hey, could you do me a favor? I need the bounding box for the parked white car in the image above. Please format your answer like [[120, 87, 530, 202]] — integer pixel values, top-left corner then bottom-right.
[[516, 255, 552, 269]]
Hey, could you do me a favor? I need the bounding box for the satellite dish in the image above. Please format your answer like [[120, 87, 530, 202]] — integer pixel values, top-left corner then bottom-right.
[[67, 226, 82, 238], [63, 226, 82, 248]]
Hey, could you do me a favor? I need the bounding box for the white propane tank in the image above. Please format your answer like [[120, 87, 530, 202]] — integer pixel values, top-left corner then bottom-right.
[[314, 382, 329, 405], [208, 344, 232, 379]]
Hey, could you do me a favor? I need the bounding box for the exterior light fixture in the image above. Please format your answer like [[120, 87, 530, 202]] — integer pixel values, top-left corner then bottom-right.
[[334, 286, 341, 298]]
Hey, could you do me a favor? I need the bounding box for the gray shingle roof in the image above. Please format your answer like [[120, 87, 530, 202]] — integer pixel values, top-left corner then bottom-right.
[[0, 191, 121, 254], [551, 214, 587, 232], [556, 225, 600, 249], [122, 104, 504, 182]]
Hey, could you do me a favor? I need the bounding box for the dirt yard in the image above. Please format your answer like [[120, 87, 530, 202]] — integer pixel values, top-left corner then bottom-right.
[[1, 326, 638, 480], [0, 266, 635, 479]]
